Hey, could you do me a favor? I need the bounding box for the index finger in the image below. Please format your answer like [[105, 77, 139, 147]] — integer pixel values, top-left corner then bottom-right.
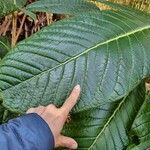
[[60, 84, 81, 114]]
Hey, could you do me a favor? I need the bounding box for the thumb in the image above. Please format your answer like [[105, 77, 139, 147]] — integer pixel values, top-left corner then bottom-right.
[[56, 135, 78, 149]]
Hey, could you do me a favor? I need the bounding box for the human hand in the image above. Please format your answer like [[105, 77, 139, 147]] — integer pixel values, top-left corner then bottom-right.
[[27, 85, 81, 149]]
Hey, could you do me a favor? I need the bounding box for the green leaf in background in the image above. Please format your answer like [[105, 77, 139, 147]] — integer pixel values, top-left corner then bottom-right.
[[0, 0, 27, 18], [59, 82, 145, 149], [0, 7, 150, 113], [0, 36, 10, 59], [128, 140, 150, 150], [21, 8, 37, 21], [0, 103, 5, 124], [127, 92, 150, 149], [0, 104, 19, 124], [0, 0, 18, 18], [15, 0, 26, 7], [26, 0, 99, 15], [1, 109, 19, 123]]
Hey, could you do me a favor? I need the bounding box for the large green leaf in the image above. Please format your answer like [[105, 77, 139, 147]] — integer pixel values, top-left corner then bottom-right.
[[0, 8, 150, 113], [127, 92, 150, 149], [59, 82, 145, 149], [26, 0, 99, 15]]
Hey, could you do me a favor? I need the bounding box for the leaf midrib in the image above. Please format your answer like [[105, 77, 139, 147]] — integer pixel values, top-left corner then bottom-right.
[[88, 95, 127, 149], [2, 25, 150, 92]]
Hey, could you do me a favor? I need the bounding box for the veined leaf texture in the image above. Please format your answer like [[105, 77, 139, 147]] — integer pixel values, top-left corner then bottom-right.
[[0, 0, 150, 149], [0, 9, 150, 112]]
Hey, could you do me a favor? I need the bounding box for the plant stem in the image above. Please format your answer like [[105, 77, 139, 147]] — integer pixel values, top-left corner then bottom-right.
[[15, 14, 26, 43], [46, 13, 53, 25], [11, 0, 17, 47]]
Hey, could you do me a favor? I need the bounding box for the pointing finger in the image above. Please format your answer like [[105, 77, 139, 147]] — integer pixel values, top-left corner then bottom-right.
[[61, 84, 81, 115]]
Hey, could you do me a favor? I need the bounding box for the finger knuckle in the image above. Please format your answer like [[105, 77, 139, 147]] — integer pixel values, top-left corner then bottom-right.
[[37, 106, 45, 109], [46, 104, 57, 111], [26, 108, 35, 113]]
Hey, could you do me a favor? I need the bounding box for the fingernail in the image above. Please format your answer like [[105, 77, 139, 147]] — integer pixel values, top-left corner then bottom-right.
[[75, 84, 80, 90], [70, 142, 78, 149]]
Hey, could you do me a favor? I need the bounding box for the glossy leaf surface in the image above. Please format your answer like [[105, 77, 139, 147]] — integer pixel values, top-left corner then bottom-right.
[[0, 8, 150, 113]]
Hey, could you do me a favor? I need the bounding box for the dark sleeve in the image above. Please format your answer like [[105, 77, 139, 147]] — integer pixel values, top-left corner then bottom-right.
[[0, 113, 54, 150]]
